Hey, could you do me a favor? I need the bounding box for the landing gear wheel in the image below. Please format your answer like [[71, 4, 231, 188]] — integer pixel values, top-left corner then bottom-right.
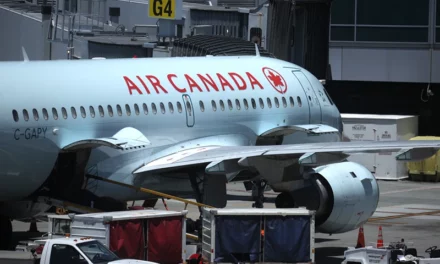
[[275, 192, 295, 208], [0, 216, 12, 250], [251, 180, 267, 208]]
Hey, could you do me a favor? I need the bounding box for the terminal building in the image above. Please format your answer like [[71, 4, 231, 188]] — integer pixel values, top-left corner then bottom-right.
[[327, 0, 440, 136], [0, 0, 438, 135]]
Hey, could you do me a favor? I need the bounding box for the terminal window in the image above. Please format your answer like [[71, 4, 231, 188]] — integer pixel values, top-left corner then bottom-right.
[[437, 0, 440, 43], [330, 0, 430, 43]]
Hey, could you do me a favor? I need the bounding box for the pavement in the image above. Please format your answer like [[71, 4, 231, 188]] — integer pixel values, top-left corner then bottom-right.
[[11, 179, 440, 263]]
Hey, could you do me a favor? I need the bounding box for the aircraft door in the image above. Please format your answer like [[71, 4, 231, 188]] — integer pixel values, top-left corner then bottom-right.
[[292, 71, 322, 123], [182, 94, 195, 127]]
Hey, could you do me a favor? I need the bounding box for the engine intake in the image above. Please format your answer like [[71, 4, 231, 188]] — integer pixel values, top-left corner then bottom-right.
[[280, 161, 379, 234]]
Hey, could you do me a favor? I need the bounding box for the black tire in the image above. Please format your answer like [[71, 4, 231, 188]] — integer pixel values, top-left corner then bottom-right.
[[0, 216, 12, 250], [275, 192, 295, 208]]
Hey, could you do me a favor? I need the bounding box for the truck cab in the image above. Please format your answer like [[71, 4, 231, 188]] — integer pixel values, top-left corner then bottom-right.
[[39, 237, 158, 264]]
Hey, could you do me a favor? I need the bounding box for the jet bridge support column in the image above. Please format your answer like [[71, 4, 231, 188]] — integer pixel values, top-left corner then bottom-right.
[[41, 4, 52, 60]]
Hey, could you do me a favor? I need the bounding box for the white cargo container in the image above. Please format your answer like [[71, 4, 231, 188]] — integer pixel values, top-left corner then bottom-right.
[[341, 114, 418, 180], [201, 208, 315, 264], [69, 209, 188, 264]]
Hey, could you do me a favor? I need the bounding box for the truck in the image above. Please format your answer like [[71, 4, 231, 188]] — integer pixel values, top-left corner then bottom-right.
[[2, 237, 159, 264], [16, 209, 189, 264], [201, 207, 316, 264]]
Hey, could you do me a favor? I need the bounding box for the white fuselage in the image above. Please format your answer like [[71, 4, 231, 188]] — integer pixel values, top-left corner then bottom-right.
[[0, 55, 341, 202]]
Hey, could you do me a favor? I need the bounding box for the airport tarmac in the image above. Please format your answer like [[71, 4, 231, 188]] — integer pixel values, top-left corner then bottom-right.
[[11, 179, 440, 263]]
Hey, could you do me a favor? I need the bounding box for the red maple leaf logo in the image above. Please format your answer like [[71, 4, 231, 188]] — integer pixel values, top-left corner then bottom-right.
[[267, 71, 284, 87], [262, 67, 287, 94]]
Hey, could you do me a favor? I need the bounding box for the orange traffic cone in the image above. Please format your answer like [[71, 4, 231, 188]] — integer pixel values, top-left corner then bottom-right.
[[28, 221, 38, 232], [355, 226, 365, 248], [377, 226, 384, 248]]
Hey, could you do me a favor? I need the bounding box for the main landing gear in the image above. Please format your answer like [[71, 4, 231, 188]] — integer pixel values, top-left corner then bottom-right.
[[0, 215, 12, 250], [251, 180, 267, 208], [247, 179, 297, 209]]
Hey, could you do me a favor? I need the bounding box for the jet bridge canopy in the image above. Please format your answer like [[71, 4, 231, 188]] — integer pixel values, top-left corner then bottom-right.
[[172, 35, 275, 57]]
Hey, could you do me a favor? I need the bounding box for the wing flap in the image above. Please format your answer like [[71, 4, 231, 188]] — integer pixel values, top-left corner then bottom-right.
[[396, 148, 439, 161], [133, 140, 440, 175]]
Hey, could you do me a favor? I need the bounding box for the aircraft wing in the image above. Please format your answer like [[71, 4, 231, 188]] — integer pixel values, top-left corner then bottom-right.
[[133, 140, 440, 176]]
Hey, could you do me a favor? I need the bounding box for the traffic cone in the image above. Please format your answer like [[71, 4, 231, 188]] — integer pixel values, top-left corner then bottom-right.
[[355, 226, 365, 248], [377, 226, 384, 248], [28, 221, 38, 232]]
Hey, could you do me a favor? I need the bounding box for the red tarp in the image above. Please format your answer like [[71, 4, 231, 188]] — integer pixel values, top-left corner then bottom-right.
[[109, 219, 144, 259], [147, 216, 183, 264]]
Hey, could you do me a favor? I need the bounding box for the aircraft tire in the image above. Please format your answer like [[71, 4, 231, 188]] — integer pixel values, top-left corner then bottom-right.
[[0, 216, 12, 250], [275, 192, 295, 208]]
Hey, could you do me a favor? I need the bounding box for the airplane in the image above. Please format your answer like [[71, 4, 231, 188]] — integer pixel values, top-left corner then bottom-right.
[[0, 46, 440, 250]]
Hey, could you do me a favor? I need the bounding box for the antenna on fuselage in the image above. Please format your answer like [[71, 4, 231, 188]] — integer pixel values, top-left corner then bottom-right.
[[21, 47, 29, 62], [254, 43, 260, 57]]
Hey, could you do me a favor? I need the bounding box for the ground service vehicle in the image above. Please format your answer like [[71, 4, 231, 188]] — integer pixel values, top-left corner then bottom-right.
[[1, 237, 159, 264]]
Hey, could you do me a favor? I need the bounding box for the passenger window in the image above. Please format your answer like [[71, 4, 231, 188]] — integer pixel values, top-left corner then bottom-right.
[[289, 96, 295, 107], [235, 99, 241, 110], [12, 110, 19, 122], [199, 101, 205, 112], [71, 107, 77, 119], [160, 102, 165, 114], [185, 101, 192, 116], [243, 99, 249, 110], [259, 98, 264, 109], [211, 100, 217, 111], [42, 108, 49, 120], [80, 106, 86, 118], [52, 108, 58, 120], [177, 102, 182, 113], [23, 109, 29, 121], [99, 105, 105, 117], [89, 106, 95, 118], [125, 104, 131, 116], [116, 105, 122, 116], [143, 103, 148, 115], [266, 98, 272, 108], [168, 102, 174, 113], [297, 96, 302, 107], [61, 107, 68, 119], [33, 109, 39, 121], [134, 104, 140, 115], [227, 99, 233, 110], [152, 103, 157, 114], [219, 100, 225, 111], [282, 97, 287, 108], [274, 97, 280, 108], [107, 105, 113, 117], [251, 99, 256, 109]]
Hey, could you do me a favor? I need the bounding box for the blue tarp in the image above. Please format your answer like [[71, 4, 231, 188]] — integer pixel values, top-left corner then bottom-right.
[[263, 216, 311, 262], [214, 216, 261, 263]]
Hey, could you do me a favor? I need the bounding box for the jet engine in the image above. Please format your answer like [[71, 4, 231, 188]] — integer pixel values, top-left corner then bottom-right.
[[275, 161, 379, 234]]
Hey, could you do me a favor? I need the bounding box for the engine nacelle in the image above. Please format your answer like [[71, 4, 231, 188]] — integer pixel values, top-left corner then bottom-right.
[[283, 161, 379, 234]]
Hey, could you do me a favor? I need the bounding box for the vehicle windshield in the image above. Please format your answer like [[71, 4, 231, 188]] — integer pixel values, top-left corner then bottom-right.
[[77, 240, 120, 264]]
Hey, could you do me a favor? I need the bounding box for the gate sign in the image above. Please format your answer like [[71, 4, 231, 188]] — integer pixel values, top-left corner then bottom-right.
[[148, 0, 182, 20]]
